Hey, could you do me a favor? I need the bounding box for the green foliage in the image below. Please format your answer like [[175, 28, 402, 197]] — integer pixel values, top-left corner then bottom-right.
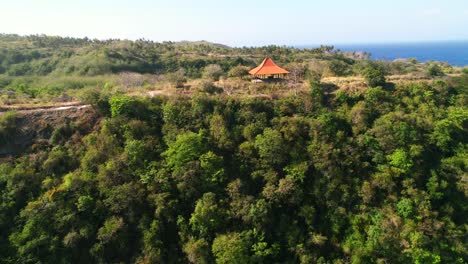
[[183, 237, 211, 264], [362, 65, 386, 87], [310, 81, 325, 109], [124, 139, 148, 166], [388, 148, 413, 172], [203, 64, 224, 81], [166, 68, 187, 88], [396, 198, 414, 218], [200, 151, 226, 184], [212, 232, 252, 264], [78, 86, 111, 114], [196, 79, 222, 94], [108, 95, 150, 119], [97, 216, 125, 243], [228, 65, 249, 78], [0, 70, 466, 263], [426, 63, 445, 78], [431, 107, 467, 152], [0, 111, 17, 143], [109, 95, 136, 117], [42, 146, 74, 175], [190, 192, 225, 238], [284, 162, 308, 183], [164, 131, 206, 169], [76, 195, 94, 212], [254, 128, 286, 166], [326, 59, 352, 76]]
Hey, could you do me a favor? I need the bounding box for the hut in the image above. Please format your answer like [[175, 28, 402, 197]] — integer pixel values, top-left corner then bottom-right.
[[249, 57, 289, 81]]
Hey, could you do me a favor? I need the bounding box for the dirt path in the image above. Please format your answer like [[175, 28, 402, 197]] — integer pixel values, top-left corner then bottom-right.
[[0, 102, 90, 115], [19, 104, 90, 114]]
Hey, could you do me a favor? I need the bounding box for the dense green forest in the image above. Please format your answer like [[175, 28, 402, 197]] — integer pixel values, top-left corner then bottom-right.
[[0, 34, 467, 263]]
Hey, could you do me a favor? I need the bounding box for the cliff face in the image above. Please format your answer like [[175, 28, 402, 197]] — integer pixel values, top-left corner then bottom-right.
[[0, 106, 100, 157]]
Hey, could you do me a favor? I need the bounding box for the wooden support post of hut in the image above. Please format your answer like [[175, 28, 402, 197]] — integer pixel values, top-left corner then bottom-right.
[[249, 57, 289, 82]]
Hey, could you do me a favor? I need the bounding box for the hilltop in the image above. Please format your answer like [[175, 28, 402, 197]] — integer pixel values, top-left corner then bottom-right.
[[1, 33, 464, 107]]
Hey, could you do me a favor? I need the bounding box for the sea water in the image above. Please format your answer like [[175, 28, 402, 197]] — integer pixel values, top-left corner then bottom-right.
[[299, 41, 468, 67]]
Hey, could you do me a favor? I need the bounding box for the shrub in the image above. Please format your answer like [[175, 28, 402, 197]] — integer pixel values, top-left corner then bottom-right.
[[326, 59, 351, 76], [109, 96, 140, 117], [196, 79, 222, 94], [7, 63, 32, 76], [310, 81, 325, 107], [362, 66, 386, 87], [228, 65, 249, 78], [212, 232, 252, 263], [0, 110, 18, 142], [203, 64, 223, 80], [78, 86, 110, 115], [166, 69, 187, 88], [426, 63, 445, 78], [164, 131, 206, 170]]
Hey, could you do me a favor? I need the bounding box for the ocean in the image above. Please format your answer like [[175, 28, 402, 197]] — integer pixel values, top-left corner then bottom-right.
[[298, 41, 468, 67]]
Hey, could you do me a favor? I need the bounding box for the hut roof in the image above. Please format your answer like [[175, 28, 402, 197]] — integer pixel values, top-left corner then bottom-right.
[[249, 57, 290, 75]]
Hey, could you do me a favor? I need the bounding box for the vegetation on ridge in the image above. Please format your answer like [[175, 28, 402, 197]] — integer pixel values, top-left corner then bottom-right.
[[0, 34, 462, 105], [0, 34, 467, 263]]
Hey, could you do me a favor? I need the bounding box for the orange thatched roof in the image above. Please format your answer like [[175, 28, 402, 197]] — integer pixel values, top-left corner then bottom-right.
[[249, 57, 290, 75]]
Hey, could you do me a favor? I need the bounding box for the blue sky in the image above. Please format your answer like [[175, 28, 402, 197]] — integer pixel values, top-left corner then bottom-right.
[[1, 0, 467, 46]]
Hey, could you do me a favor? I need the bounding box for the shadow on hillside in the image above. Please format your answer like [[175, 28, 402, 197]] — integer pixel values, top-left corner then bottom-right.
[[320, 82, 340, 93]]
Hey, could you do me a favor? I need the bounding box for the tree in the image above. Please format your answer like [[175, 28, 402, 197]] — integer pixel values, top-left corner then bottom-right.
[[183, 238, 211, 264], [212, 232, 252, 264], [362, 65, 386, 87], [426, 63, 445, 78], [109, 95, 136, 117], [195, 79, 220, 94], [200, 151, 226, 184], [78, 86, 110, 115], [190, 192, 225, 238], [310, 81, 325, 110], [0, 111, 17, 143], [431, 106, 467, 152], [203, 64, 223, 80], [326, 59, 351, 76], [167, 68, 187, 88], [164, 131, 206, 170], [228, 65, 249, 78], [254, 128, 286, 166]]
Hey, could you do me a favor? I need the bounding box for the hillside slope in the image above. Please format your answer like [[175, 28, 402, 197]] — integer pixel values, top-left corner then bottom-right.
[[0, 73, 466, 263]]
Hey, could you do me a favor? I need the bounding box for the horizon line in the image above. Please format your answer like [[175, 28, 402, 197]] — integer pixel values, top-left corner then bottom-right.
[[1, 32, 468, 48]]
